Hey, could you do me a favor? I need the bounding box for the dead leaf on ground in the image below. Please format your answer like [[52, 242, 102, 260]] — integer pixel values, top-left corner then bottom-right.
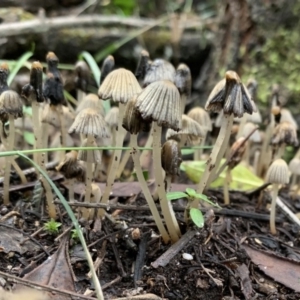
[[236, 263, 253, 300], [242, 244, 300, 292], [16, 237, 74, 300]]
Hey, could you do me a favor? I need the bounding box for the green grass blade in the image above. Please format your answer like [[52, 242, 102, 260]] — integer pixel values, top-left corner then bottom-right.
[[8, 51, 33, 85], [17, 152, 104, 300], [80, 51, 100, 87]]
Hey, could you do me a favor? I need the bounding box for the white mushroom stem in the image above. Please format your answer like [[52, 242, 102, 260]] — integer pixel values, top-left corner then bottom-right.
[[57, 104, 67, 159], [139, 127, 153, 169], [181, 94, 187, 115], [130, 133, 170, 243], [194, 114, 234, 200], [89, 183, 101, 219], [152, 121, 181, 242], [193, 131, 207, 161], [83, 134, 94, 219], [41, 122, 49, 164], [276, 144, 285, 159], [165, 174, 172, 193], [31, 96, 41, 165], [69, 178, 75, 202], [270, 183, 279, 235], [101, 103, 126, 210], [77, 89, 86, 105], [116, 147, 131, 179]]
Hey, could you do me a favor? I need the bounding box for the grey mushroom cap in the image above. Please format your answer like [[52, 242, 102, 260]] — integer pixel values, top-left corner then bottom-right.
[[76, 93, 105, 116], [266, 158, 290, 184], [161, 139, 182, 176], [187, 107, 212, 132], [69, 108, 110, 138], [105, 107, 119, 128], [136, 80, 182, 131], [271, 121, 298, 147], [205, 71, 256, 118], [175, 63, 191, 97], [74, 61, 90, 92], [98, 68, 141, 104], [143, 59, 176, 87], [242, 122, 260, 143], [0, 90, 23, 122], [289, 157, 300, 176]]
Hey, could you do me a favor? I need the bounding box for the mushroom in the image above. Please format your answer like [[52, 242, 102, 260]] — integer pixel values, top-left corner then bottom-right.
[[0, 91, 23, 205], [74, 60, 90, 104], [98, 68, 141, 209], [100, 55, 115, 83], [0, 62, 9, 94], [266, 158, 289, 234], [136, 79, 182, 242], [122, 96, 169, 243], [288, 157, 300, 198], [135, 50, 150, 83], [194, 70, 256, 198], [76, 93, 105, 117]]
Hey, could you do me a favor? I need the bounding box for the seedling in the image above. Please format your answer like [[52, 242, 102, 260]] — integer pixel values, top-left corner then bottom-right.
[[71, 228, 80, 242], [44, 219, 62, 235], [167, 188, 221, 228]]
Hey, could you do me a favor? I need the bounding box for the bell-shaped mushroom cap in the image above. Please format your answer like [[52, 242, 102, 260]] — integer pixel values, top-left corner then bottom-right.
[[74, 61, 90, 92], [56, 150, 86, 181], [175, 63, 191, 97], [205, 71, 256, 118], [280, 108, 298, 130], [0, 90, 23, 122], [69, 108, 110, 138], [266, 158, 289, 184], [228, 137, 247, 169], [166, 114, 205, 145], [135, 50, 150, 81], [0, 62, 9, 95], [242, 122, 260, 143], [187, 107, 212, 132], [136, 80, 182, 131], [78, 138, 101, 163], [98, 68, 141, 104], [289, 157, 300, 176], [246, 78, 258, 100], [271, 121, 298, 147], [41, 104, 74, 129], [76, 93, 105, 116], [105, 106, 119, 128], [161, 139, 182, 176], [143, 59, 176, 87], [122, 96, 151, 134], [101, 55, 115, 82]]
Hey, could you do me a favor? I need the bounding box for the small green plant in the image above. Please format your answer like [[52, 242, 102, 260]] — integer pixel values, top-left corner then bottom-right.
[[71, 228, 80, 242], [167, 188, 221, 228], [44, 219, 61, 235]]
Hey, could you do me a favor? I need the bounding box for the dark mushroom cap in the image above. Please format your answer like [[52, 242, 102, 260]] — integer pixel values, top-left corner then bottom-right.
[[161, 139, 182, 176], [101, 55, 115, 83], [175, 63, 191, 97], [0, 90, 23, 122], [136, 80, 182, 131], [135, 50, 150, 81], [271, 121, 298, 147], [266, 158, 289, 184], [205, 70, 256, 118], [0, 62, 9, 95], [98, 68, 141, 104], [74, 61, 90, 93]]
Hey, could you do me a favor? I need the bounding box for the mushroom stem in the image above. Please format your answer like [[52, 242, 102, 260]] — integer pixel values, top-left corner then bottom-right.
[[152, 121, 180, 242], [165, 174, 172, 193], [77, 90, 86, 105], [276, 144, 285, 159], [194, 132, 207, 161], [57, 104, 67, 159], [31, 97, 41, 165], [116, 148, 131, 179], [253, 149, 260, 176], [130, 133, 170, 243], [41, 122, 49, 164], [270, 183, 279, 235], [69, 178, 75, 202], [140, 127, 153, 169], [101, 103, 126, 211], [223, 168, 231, 205], [83, 134, 94, 219], [180, 94, 187, 115], [3, 115, 15, 205], [195, 114, 234, 198], [243, 141, 251, 166]]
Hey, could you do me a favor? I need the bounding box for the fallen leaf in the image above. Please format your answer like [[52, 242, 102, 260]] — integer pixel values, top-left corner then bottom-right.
[[236, 264, 253, 299], [242, 245, 300, 292]]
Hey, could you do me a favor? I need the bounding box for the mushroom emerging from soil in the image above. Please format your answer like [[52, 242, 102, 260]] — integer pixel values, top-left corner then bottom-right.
[[266, 158, 289, 235], [136, 79, 182, 242], [194, 70, 256, 199], [98, 68, 141, 210], [0, 91, 23, 205], [74, 60, 90, 104], [122, 96, 170, 243], [175, 63, 191, 114]]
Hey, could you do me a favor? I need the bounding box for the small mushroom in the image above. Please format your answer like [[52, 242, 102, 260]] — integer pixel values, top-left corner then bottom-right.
[[135, 49, 150, 82], [76, 93, 105, 117], [74, 60, 90, 103], [175, 63, 191, 114], [100, 55, 115, 83], [0, 62, 9, 95]]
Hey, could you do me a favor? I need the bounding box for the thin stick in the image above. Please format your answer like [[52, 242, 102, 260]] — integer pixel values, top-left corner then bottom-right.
[[152, 122, 180, 242], [130, 133, 170, 243], [270, 184, 279, 235], [11, 159, 27, 184]]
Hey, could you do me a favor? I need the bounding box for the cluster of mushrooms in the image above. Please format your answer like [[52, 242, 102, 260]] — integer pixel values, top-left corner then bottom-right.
[[0, 49, 298, 243]]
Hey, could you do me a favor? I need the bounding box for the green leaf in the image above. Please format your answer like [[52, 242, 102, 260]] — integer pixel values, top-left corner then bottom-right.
[[181, 148, 195, 155], [79, 51, 100, 87], [181, 160, 264, 191], [8, 51, 33, 85], [132, 170, 149, 181], [166, 191, 188, 201], [185, 188, 196, 197], [190, 208, 204, 228], [194, 193, 221, 208], [23, 131, 35, 146]]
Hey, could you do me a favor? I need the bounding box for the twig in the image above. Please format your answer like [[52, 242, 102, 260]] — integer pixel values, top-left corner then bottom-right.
[[276, 196, 300, 227]]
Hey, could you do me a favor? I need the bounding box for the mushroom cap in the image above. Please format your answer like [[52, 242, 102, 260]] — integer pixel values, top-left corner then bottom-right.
[[76, 93, 105, 116], [266, 158, 290, 184], [280, 108, 298, 130], [98, 68, 141, 103], [0, 90, 23, 122], [46, 51, 59, 63], [166, 114, 205, 145], [205, 70, 256, 118], [271, 121, 298, 147], [289, 157, 300, 176], [101, 55, 115, 82], [135, 49, 150, 81], [228, 137, 247, 169], [246, 78, 258, 99], [143, 59, 176, 87], [69, 108, 110, 138], [78, 138, 101, 163], [136, 80, 182, 131], [242, 122, 261, 143], [105, 106, 119, 128], [122, 96, 151, 134], [41, 104, 74, 129], [175, 63, 191, 97], [161, 139, 182, 176], [74, 61, 90, 92], [187, 106, 212, 132], [0, 62, 9, 95]]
